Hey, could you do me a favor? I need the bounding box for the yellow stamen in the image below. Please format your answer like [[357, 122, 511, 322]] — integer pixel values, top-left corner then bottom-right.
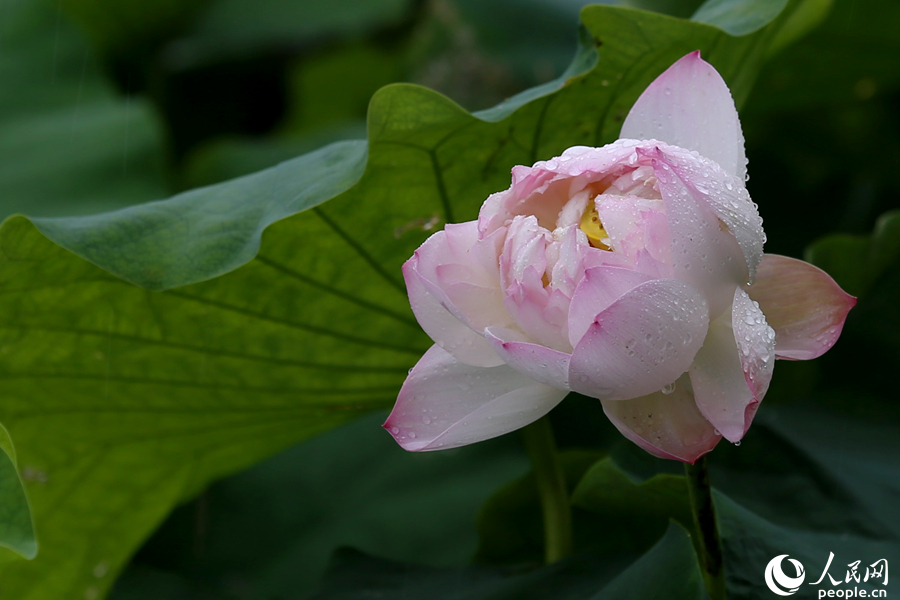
[[579, 203, 611, 251]]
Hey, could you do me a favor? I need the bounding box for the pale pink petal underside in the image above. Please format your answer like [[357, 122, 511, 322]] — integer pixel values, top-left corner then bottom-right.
[[404, 259, 502, 367], [569, 278, 709, 401], [746, 254, 856, 360], [567, 266, 653, 348], [384, 345, 568, 451], [601, 374, 721, 463], [621, 51, 747, 181]]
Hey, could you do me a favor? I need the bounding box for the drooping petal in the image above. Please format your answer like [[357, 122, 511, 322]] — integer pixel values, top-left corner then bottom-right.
[[568, 278, 709, 401], [403, 260, 501, 367], [567, 266, 654, 348], [620, 51, 748, 182], [746, 254, 856, 360], [601, 374, 721, 463], [484, 326, 571, 390], [689, 288, 775, 442], [384, 345, 568, 451], [643, 146, 748, 318]]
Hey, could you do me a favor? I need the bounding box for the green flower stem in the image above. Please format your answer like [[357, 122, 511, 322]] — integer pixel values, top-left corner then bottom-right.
[[685, 456, 728, 600], [521, 416, 572, 564]]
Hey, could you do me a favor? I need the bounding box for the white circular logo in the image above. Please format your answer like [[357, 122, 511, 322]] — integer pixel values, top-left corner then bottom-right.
[[765, 555, 806, 596]]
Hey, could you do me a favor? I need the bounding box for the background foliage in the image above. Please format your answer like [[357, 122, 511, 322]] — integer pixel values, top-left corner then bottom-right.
[[0, 0, 897, 598]]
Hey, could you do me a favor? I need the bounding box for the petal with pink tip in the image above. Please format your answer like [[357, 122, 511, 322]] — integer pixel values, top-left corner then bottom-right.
[[621, 51, 747, 182], [746, 254, 856, 360], [384, 345, 568, 451], [689, 288, 774, 442], [485, 327, 571, 390], [601, 374, 721, 463], [568, 278, 709, 401], [567, 266, 654, 348]]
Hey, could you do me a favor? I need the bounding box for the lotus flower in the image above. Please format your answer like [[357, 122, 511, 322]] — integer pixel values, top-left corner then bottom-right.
[[383, 52, 855, 463]]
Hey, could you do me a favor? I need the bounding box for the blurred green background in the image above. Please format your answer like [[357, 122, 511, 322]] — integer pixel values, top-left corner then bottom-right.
[[1, 0, 898, 598]]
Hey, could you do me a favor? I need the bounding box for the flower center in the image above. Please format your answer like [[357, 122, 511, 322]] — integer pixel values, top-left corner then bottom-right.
[[579, 202, 611, 251]]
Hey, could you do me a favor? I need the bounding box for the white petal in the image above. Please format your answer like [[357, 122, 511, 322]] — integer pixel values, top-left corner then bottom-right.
[[384, 345, 568, 451]]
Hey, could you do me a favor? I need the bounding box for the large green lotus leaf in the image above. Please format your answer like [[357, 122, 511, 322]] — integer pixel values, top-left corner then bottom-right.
[[0, 0, 167, 220], [0, 2, 810, 598], [109, 412, 529, 599], [718, 494, 899, 600], [308, 522, 705, 600], [565, 405, 900, 599], [0, 421, 37, 561]]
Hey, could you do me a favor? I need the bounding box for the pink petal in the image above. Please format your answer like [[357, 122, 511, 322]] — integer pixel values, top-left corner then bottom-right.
[[500, 216, 571, 351], [746, 254, 856, 360], [656, 146, 764, 282], [384, 345, 568, 451], [484, 327, 571, 390], [601, 374, 721, 463], [731, 288, 775, 399], [567, 266, 654, 348], [404, 222, 513, 368], [644, 147, 749, 318], [403, 261, 502, 367], [689, 288, 774, 442], [620, 51, 748, 182], [568, 278, 709, 401]]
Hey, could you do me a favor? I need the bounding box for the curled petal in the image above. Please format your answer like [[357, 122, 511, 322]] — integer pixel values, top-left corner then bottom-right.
[[689, 288, 775, 442], [485, 327, 571, 390], [620, 51, 747, 182], [384, 345, 568, 451], [746, 254, 856, 360], [601, 374, 721, 463], [568, 278, 709, 401]]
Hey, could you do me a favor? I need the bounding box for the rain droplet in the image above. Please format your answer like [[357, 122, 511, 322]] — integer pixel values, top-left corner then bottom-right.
[[661, 382, 676, 395]]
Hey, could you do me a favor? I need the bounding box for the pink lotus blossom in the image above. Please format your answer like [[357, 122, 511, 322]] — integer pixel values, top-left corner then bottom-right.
[[384, 52, 855, 463]]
